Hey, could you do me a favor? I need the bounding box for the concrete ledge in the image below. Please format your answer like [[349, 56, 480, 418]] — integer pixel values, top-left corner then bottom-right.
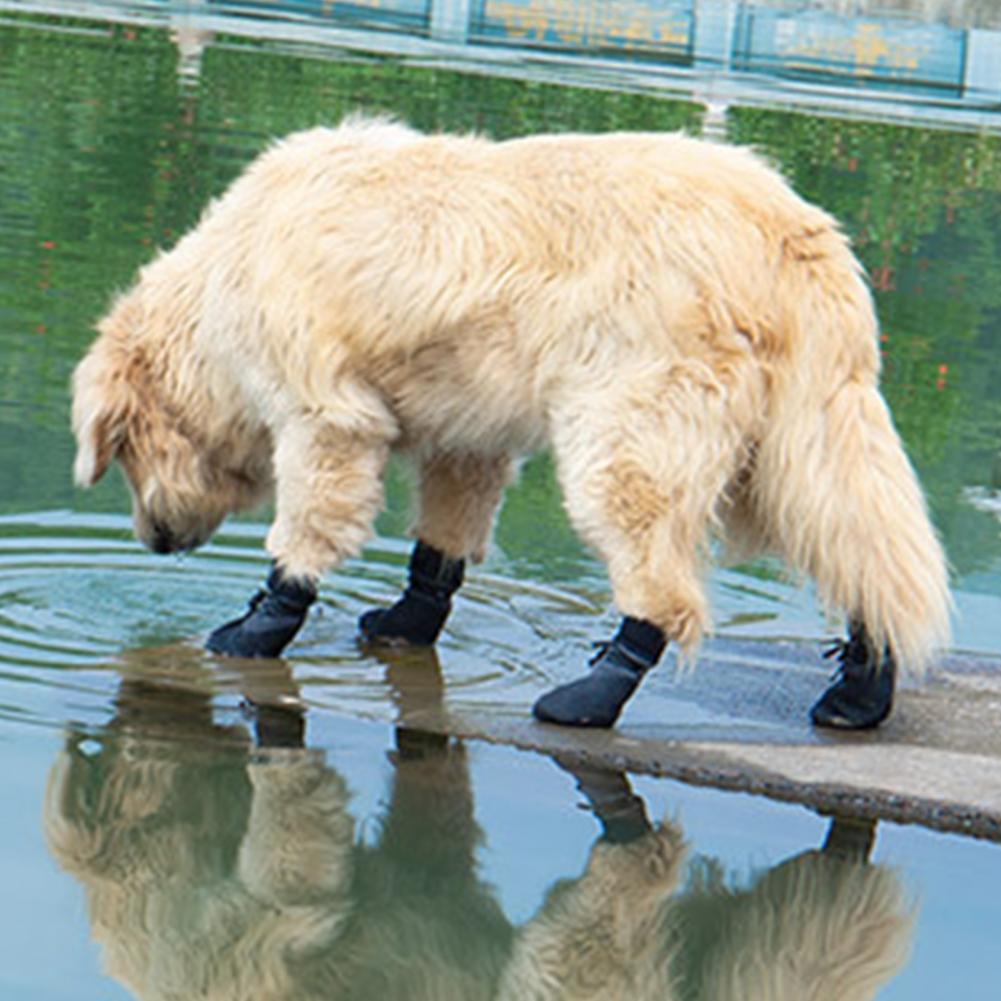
[[394, 641, 1001, 842]]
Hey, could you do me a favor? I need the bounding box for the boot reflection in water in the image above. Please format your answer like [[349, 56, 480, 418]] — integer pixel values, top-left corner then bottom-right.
[[498, 759, 684, 1001]]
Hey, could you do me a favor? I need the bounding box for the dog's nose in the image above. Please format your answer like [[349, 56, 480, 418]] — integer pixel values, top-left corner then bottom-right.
[[150, 521, 176, 554]]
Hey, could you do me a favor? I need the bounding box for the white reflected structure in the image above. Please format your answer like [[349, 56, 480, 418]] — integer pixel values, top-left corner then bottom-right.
[[3, 0, 999, 132]]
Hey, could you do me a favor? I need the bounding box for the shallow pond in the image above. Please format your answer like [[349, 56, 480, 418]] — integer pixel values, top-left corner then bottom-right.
[[1, 9, 1001, 1000]]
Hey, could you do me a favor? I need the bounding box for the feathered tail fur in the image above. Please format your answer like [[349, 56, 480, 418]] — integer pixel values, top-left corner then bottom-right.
[[743, 224, 952, 674]]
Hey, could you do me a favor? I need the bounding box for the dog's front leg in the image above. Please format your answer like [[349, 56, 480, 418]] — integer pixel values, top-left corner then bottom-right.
[[359, 452, 514, 647], [206, 563, 318, 658], [208, 413, 391, 658]]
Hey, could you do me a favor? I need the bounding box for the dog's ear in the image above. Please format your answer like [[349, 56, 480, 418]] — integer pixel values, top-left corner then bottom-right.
[[71, 340, 130, 487]]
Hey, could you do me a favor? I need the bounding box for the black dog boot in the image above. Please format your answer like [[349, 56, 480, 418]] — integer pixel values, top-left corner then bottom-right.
[[532, 617, 666, 728], [821, 816, 877, 863], [810, 622, 896, 730], [206, 564, 316, 658], [359, 540, 464, 646], [251, 702, 307, 748]]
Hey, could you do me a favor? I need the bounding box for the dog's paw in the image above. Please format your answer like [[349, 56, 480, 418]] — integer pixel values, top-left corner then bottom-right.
[[532, 659, 642, 729], [533, 628, 661, 728], [357, 592, 450, 647], [207, 570, 316, 658], [810, 628, 896, 730]]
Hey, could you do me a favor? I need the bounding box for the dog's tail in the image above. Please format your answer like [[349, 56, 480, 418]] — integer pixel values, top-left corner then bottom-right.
[[751, 252, 951, 675]]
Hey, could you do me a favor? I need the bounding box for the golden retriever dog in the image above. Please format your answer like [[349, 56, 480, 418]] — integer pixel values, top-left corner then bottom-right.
[[71, 116, 951, 729]]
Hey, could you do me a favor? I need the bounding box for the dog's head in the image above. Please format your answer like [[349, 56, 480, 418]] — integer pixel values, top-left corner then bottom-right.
[[72, 295, 271, 554]]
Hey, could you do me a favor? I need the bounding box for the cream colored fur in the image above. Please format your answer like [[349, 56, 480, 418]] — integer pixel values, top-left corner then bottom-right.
[[72, 116, 950, 670]]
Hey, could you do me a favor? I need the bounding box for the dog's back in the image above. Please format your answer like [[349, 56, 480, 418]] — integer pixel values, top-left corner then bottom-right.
[[198, 121, 846, 363]]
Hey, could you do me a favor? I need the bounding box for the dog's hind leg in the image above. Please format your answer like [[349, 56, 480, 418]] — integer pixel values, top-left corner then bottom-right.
[[359, 452, 516, 646], [533, 362, 751, 727], [752, 376, 951, 728], [208, 414, 393, 658]]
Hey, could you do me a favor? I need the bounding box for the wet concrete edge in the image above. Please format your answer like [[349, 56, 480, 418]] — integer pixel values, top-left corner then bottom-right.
[[397, 707, 1001, 844]]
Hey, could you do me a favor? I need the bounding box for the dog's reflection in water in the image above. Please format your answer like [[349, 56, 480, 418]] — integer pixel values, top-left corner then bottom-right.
[[45, 653, 913, 1001]]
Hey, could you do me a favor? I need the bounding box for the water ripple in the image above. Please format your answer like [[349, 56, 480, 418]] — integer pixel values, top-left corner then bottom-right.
[[0, 511, 599, 734]]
